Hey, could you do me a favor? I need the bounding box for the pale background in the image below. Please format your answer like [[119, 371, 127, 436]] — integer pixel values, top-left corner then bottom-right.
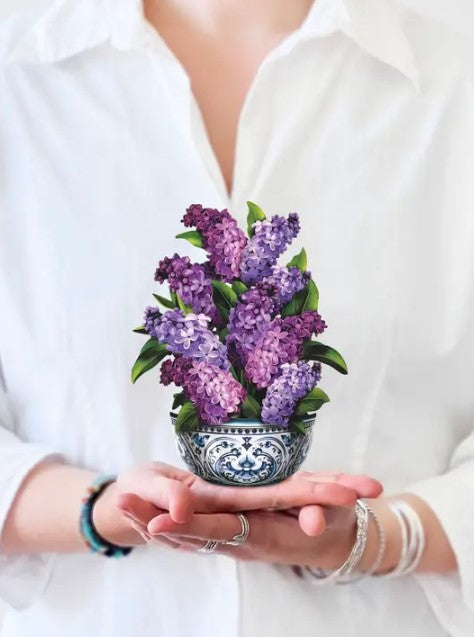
[[0, 0, 473, 628]]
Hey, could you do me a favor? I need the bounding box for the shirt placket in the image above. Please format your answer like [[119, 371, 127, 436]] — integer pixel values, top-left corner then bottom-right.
[[137, 5, 343, 217]]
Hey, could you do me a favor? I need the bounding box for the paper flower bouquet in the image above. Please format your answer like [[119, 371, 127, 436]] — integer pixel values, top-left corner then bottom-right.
[[132, 203, 347, 486]]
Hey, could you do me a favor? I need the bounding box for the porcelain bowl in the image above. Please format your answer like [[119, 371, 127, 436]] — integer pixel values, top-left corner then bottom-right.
[[172, 415, 315, 486]]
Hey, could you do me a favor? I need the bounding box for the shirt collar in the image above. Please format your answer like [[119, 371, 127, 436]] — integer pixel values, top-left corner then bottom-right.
[[8, 0, 419, 90]]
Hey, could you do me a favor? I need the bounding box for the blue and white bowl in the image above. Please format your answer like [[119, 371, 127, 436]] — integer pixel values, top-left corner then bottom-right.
[[172, 414, 315, 486]]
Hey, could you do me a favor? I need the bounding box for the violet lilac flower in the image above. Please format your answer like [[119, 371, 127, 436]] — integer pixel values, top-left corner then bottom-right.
[[143, 306, 162, 338], [226, 283, 278, 364], [161, 357, 246, 425], [261, 361, 321, 427], [240, 213, 300, 285], [182, 204, 247, 282], [154, 309, 230, 369], [154, 254, 218, 320], [261, 265, 310, 307], [185, 361, 246, 425], [245, 311, 326, 388]]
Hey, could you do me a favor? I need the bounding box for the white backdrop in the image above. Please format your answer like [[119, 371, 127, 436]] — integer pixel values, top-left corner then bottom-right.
[[0, 0, 473, 628]]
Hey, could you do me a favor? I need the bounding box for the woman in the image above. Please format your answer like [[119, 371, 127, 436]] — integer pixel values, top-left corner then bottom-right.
[[0, 0, 473, 635]]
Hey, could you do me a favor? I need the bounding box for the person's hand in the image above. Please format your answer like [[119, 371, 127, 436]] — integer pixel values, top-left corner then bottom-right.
[[124, 494, 394, 573], [104, 463, 382, 548]]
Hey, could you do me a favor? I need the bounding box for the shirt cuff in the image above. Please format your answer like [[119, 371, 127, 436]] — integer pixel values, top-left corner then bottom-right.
[[0, 444, 61, 610], [406, 465, 474, 634]]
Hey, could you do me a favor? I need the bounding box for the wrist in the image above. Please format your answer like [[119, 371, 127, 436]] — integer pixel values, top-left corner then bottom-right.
[[92, 481, 145, 548]]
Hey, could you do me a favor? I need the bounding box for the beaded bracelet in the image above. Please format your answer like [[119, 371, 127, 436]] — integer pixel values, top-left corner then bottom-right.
[[80, 474, 133, 558]]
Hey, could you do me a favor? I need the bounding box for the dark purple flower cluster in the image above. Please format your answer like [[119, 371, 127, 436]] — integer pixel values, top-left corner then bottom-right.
[[160, 356, 193, 387], [154, 309, 229, 369], [240, 214, 300, 285], [262, 266, 310, 307], [154, 253, 217, 320], [261, 362, 321, 427], [245, 311, 326, 388], [226, 283, 278, 364], [182, 204, 247, 282], [161, 357, 246, 425]]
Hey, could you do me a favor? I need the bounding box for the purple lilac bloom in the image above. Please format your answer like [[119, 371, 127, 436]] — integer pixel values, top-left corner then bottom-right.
[[161, 357, 246, 425], [154, 309, 230, 369], [185, 361, 247, 425], [143, 306, 162, 338], [154, 254, 218, 321], [245, 311, 326, 388], [261, 361, 321, 427], [160, 357, 193, 387], [226, 283, 278, 364], [240, 213, 300, 285], [261, 265, 310, 307], [182, 204, 247, 282]]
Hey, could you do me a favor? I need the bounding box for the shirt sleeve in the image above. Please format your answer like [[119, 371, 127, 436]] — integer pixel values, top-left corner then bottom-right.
[[0, 382, 61, 611], [405, 426, 474, 635]]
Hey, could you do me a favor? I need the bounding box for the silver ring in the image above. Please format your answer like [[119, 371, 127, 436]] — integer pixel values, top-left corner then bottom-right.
[[221, 513, 250, 547], [198, 540, 219, 554]]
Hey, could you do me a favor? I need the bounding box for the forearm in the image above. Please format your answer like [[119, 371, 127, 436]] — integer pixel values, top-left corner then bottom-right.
[[357, 493, 457, 575], [0, 460, 141, 554]]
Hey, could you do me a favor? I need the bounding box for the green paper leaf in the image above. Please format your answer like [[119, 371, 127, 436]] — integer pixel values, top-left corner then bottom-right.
[[295, 387, 330, 416], [175, 400, 200, 432], [280, 279, 319, 317], [131, 338, 169, 383], [219, 327, 229, 344], [246, 201, 266, 237], [232, 280, 248, 296], [291, 419, 308, 435], [175, 230, 204, 248], [133, 326, 148, 334], [153, 293, 176, 309], [241, 394, 261, 419], [286, 248, 307, 273], [211, 280, 238, 321], [176, 293, 193, 315], [303, 341, 348, 375], [302, 279, 319, 312], [229, 365, 239, 381], [172, 391, 186, 410], [281, 286, 308, 317]]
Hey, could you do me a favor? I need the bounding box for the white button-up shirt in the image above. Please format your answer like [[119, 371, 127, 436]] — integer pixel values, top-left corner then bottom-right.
[[0, 0, 473, 635]]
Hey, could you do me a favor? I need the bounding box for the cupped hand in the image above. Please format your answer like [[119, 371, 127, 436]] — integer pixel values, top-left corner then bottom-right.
[[124, 502, 369, 571], [113, 462, 382, 545]]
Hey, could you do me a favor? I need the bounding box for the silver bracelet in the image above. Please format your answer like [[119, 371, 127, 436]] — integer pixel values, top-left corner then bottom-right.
[[395, 501, 425, 574], [337, 501, 386, 584], [304, 499, 370, 585], [375, 500, 425, 577]]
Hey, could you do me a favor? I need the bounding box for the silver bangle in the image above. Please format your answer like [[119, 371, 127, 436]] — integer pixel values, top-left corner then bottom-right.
[[375, 500, 425, 577], [337, 500, 386, 584], [304, 499, 369, 585]]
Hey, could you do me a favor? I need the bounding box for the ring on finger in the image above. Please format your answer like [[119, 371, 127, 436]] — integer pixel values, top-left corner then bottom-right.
[[198, 540, 220, 553], [220, 513, 250, 547]]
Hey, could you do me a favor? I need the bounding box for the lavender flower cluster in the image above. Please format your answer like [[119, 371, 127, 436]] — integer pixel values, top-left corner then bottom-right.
[[134, 202, 339, 428]]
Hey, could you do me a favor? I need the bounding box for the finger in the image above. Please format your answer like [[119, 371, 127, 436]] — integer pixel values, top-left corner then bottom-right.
[[192, 479, 358, 513], [160, 534, 204, 550], [298, 505, 327, 537], [128, 519, 188, 550], [116, 492, 164, 525], [148, 512, 243, 542], [292, 472, 383, 498], [129, 520, 152, 544], [134, 473, 195, 524]]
